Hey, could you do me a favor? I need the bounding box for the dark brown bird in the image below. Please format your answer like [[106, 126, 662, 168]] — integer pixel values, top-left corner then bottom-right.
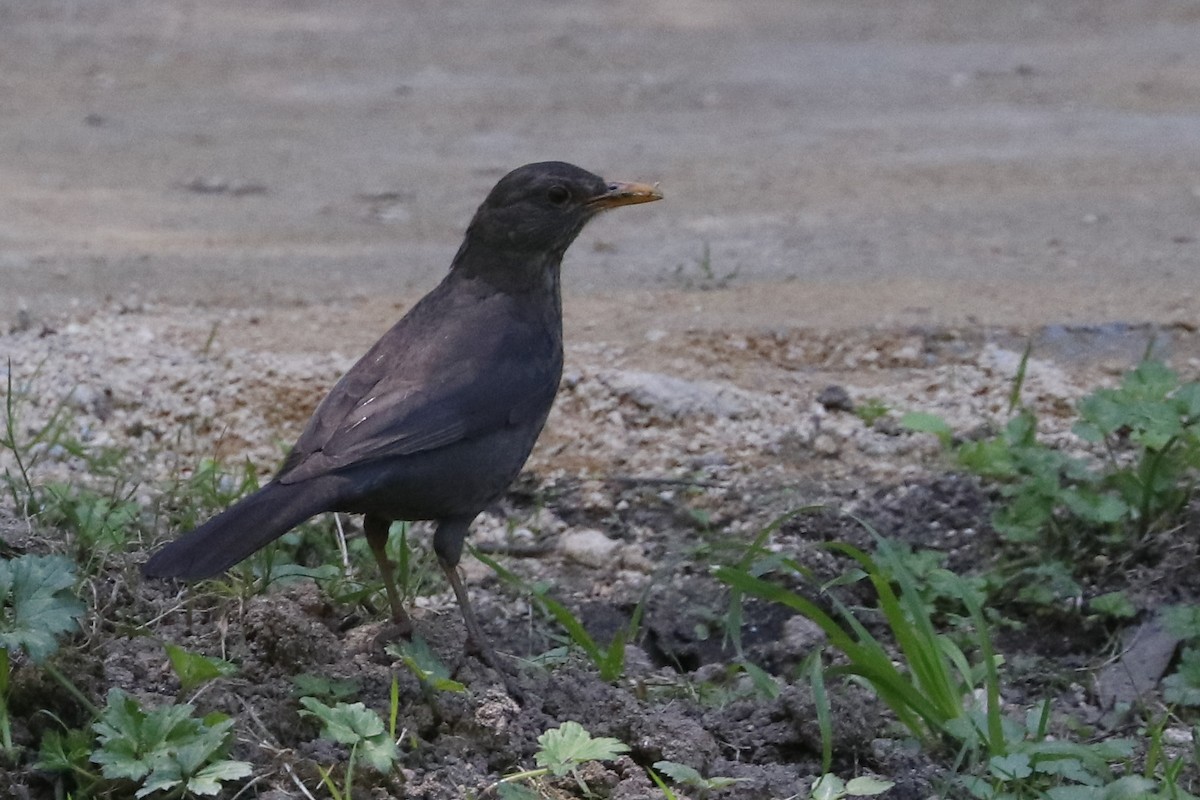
[[143, 161, 661, 675]]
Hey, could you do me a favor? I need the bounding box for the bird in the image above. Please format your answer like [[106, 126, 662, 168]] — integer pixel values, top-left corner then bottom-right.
[[143, 161, 662, 680]]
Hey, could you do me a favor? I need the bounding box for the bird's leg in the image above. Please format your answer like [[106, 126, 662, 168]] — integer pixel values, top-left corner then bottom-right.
[[434, 517, 523, 697], [364, 514, 412, 634], [437, 558, 499, 663], [437, 558, 524, 702]]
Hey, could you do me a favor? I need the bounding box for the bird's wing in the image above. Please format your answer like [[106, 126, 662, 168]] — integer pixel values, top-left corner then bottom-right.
[[276, 288, 560, 484]]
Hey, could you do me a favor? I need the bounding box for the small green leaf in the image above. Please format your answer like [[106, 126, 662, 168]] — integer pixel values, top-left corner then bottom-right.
[[651, 759, 739, 789], [165, 643, 238, 693], [1162, 604, 1200, 639], [1088, 592, 1136, 620], [299, 698, 397, 773], [844, 776, 895, 795], [291, 672, 360, 702], [185, 759, 254, 796], [534, 721, 629, 777], [1163, 647, 1200, 706], [1101, 775, 1160, 799], [1059, 489, 1126, 525], [137, 765, 183, 798], [653, 760, 704, 785], [1046, 787, 1111, 800], [34, 727, 93, 774], [0, 554, 85, 663], [1032, 757, 1096, 785], [299, 698, 383, 744], [387, 636, 466, 693], [811, 773, 845, 800], [989, 753, 1032, 780], [900, 412, 954, 447]]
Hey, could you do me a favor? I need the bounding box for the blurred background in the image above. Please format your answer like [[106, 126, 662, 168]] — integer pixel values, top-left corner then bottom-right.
[[2, 0, 1199, 328]]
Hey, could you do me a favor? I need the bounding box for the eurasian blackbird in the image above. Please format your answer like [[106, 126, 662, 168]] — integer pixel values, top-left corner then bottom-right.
[[143, 161, 661, 676]]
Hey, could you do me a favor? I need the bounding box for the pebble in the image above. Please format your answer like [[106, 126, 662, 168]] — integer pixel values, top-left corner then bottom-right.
[[817, 384, 854, 413], [780, 615, 827, 657], [558, 528, 621, 568], [812, 433, 841, 457]]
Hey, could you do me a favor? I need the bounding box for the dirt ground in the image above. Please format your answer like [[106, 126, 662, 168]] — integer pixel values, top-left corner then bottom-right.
[[3, 1, 1200, 798], [9, 303, 1198, 799]]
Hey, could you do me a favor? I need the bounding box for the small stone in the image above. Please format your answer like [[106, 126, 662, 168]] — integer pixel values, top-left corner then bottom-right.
[[812, 433, 841, 457], [816, 385, 854, 413], [873, 416, 902, 436], [691, 450, 729, 469], [559, 528, 620, 568], [892, 344, 921, 364], [620, 645, 656, 677], [780, 614, 826, 658], [618, 544, 654, 573]]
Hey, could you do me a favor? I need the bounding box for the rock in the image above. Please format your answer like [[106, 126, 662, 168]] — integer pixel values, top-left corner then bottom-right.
[[691, 449, 729, 469], [559, 528, 621, 568], [812, 433, 841, 457], [817, 384, 854, 413], [779, 614, 827, 658], [599, 369, 750, 420], [618, 544, 654, 573]]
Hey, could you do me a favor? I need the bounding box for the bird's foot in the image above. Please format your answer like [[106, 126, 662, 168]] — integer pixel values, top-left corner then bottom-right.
[[452, 637, 526, 704]]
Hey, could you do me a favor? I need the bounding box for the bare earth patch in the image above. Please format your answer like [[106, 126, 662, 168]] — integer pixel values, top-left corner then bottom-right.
[[3, 303, 1199, 797]]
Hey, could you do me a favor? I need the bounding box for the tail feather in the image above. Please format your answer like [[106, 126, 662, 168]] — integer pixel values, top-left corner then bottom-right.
[[143, 480, 337, 579]]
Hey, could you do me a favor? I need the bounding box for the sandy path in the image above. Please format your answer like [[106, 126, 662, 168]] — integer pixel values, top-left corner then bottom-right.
[[1, 0, 1199, 336]]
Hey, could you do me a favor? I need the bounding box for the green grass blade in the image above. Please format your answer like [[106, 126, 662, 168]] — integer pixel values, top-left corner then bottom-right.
[[807, 652, 833, 774]]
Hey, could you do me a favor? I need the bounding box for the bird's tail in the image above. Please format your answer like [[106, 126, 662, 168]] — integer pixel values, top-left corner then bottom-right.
[[142, 480, 338, 579]]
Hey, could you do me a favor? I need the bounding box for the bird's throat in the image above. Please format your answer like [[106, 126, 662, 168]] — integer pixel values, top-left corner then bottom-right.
[[451, 243, 565, 299]]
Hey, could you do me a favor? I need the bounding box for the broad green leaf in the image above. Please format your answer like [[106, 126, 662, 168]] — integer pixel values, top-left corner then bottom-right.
[[651, 759, 739, 789], [1088, 592, 1136, 620], [1163, 647, 1200, 706], [811, 773, 845, 800], [136, 764, 183, 798], [845, 776, 895, 796], [1059, 489, 1126, 525], [497, 785, 541, 800], [989, 753, 1032, 780], [1102, 775, 1160, 799], [299, 698, 384, 745], [187, 759, 254, 795], [535, 721, 629, 777], [298, 697, 396, 773], [652, 760, 704, 785], [358, 734, 399, 774], [33, 727, 93, 774], [90, 688, 247, 794], [1162, 604, 1200, 639], [1047, 788, 1112, 800], [0, 554, 85, 663]]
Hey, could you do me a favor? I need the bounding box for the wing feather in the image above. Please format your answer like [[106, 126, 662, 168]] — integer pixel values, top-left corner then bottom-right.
[[277, 283, 561, 484]]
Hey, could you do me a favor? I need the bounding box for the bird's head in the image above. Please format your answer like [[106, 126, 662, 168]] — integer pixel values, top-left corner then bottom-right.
[[453, 161, 661, 288]]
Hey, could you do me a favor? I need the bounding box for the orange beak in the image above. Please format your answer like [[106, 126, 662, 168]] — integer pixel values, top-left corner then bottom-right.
[[586, 180, 663, 211]]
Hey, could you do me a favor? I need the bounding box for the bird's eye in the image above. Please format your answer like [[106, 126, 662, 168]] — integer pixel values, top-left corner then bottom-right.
[[547, 185, 570, 206]]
